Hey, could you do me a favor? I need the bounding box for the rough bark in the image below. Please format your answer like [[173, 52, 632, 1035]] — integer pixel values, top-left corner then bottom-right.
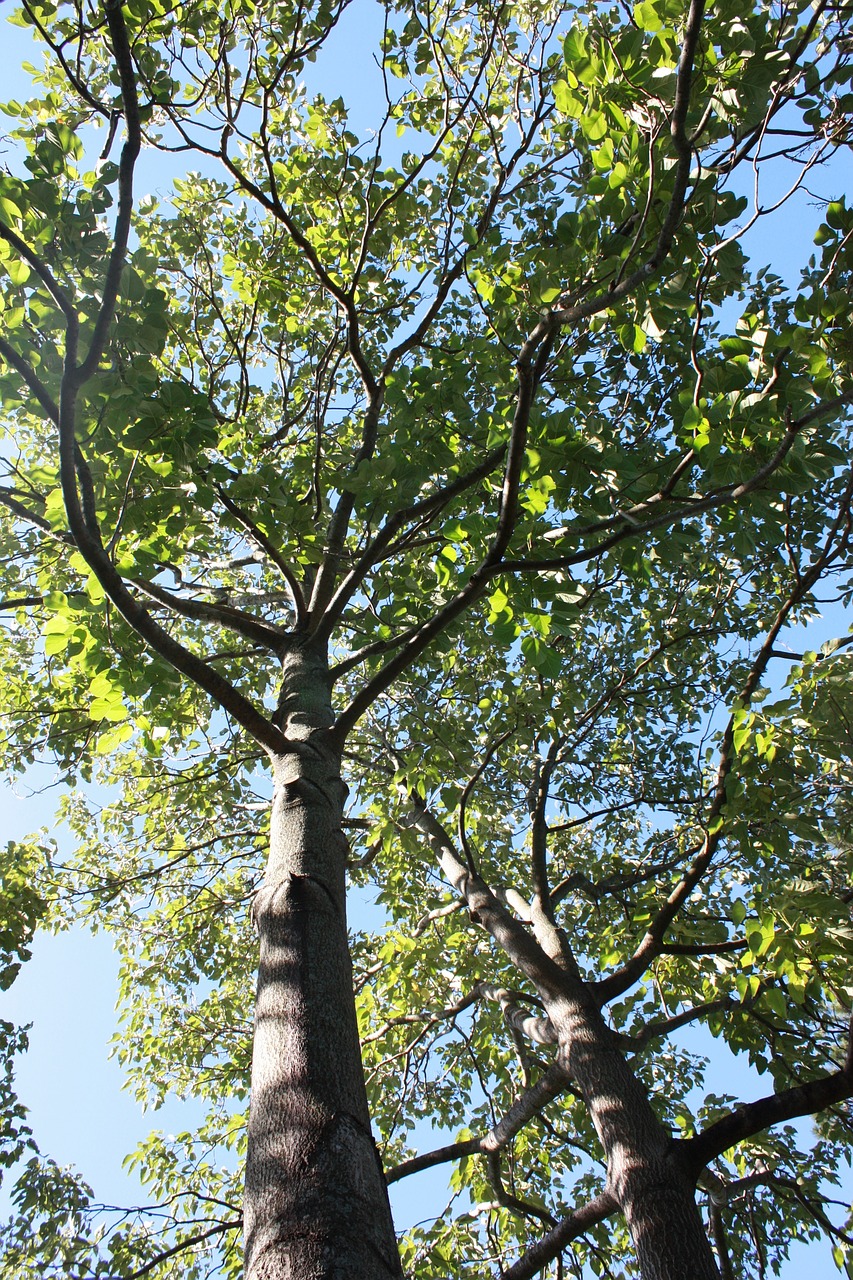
[[244, 641, 402, 1280], [408, 802, 719, 1279], [432, 817, 721, 1280], [548, 989, 722, 1280]]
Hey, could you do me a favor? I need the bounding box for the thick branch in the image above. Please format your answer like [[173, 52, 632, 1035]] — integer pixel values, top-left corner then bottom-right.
[[682, 1017, 853, 1174], [132, 578, 288, 651], [479, 983, 558, 1046], [50, 2, 292, 757], [72, 0, 141, 385], [401, 796, 573, 1002]]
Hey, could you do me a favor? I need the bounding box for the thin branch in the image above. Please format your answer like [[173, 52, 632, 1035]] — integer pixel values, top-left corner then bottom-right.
[[386, 1061, 570, 1184], [332, 335, 554, 739], [498, 1191, 617, 1280], [626, 997, 738, 1050], [214, 484, 307, 625], [0, 486, 73, 543], [0, 596, 42, 611], [660, 938, 747, 956], [361, 989, 480, 1046], [487, 1149, 556, 1226], [528, 741, 560, 922], [324, 0, 852, 744], [319, 444, 505, 648], [501, 395, 840, 576], [708, 1200, 737, 1280], [115, 1218, 242, 1280], [333, 384, 841, 739], [549, 0, 706, 326], [595, 466, 853, 1001], [0, 220, 77, 323], [458, 728, 515, 874], [0, 333, 60, 423]]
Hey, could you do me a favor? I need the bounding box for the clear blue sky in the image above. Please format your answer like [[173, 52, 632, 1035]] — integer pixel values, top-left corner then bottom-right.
[[0, 2, 850, 1274]]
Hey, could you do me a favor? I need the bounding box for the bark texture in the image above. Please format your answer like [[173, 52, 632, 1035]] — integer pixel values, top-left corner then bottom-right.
[[244, 642, 402, 1280], [427, 806, 723, 1280], [550, 990, 721, 1280]]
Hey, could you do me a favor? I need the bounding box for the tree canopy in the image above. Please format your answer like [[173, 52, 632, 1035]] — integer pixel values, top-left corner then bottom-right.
[[0, 0, 852, 1276]]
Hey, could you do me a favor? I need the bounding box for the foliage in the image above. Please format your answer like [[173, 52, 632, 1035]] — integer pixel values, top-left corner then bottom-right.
[[0, 0, 852, 1274]]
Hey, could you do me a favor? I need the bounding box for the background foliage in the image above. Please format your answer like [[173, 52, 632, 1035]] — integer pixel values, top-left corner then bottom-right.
[[0, 0, 852, 1274]]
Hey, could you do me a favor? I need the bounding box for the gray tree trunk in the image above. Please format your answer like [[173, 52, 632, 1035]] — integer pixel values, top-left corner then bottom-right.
[[551, 990, 722, 1280], [243, 641, 402, 1280]]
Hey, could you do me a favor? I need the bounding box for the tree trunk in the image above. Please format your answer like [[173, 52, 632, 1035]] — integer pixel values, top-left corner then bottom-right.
[[550, 992, 721, 1280], [243, 642, 402, 1280]]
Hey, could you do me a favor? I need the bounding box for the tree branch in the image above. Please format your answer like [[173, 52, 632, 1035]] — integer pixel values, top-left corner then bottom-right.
[[386, 1060, 570, 1184], [487, 1149, 556, 1226], [498, 1191, 618, 1280], [479, 983, 558, 1046], [0, 333, 60, 424], [400, 795, 573, 1002], [595, 469, 853, 1001], [119, 1218, 242, 1280], [332, 335, 553, 739], [72, 0, 141, 385], [549, 0, 706, 328], [131, 577, 288, 651], [0, 486, 73, 543], [0, 219, 77, 323], [626, 997, 739, 1051], [500, 397, 830, 576], [682, 1016, 853, 1175], [49, 1, 293, 758], [213, 485, 307, 625], [317, 444, 505, 647]]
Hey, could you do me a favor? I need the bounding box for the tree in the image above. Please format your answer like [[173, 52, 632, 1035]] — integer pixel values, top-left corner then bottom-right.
[[0, 0, 852, 1274]]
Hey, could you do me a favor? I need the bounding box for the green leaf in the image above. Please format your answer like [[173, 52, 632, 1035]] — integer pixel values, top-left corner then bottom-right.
[[633, 1, 664, 31], [581, 111, 608, 142], [5, 257, 30, 286]]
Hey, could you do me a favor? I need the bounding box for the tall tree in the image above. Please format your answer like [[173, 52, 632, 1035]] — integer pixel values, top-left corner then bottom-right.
[[0, 0, 852, 1276]]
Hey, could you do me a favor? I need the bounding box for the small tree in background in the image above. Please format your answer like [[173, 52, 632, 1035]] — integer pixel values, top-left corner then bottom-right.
[[0, 0, 852, 1276]]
